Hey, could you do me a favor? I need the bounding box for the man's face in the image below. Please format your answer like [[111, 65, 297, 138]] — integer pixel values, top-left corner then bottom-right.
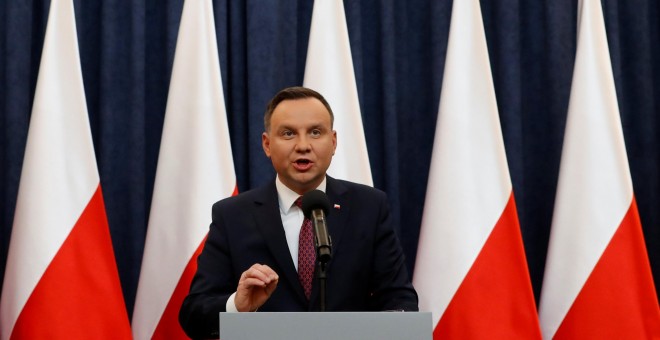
[[262, 97, 337, 195]]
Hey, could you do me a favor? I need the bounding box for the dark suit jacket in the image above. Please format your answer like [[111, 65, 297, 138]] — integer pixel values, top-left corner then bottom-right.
[[179, 176, 418, 339]]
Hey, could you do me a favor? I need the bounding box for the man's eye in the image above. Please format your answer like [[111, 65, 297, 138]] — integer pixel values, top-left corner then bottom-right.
[[311, 129, 321, 137], [282, 130, 294, 137]]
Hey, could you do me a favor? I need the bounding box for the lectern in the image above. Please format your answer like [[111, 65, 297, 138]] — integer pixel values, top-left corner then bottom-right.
[[219, 311, 432, 339]]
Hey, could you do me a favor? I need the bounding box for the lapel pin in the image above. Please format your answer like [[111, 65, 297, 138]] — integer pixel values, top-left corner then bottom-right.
[[333, 204, 341, 210]]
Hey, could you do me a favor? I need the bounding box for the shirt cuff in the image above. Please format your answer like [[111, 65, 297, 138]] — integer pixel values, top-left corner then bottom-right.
[[225, 292, 239, 312]]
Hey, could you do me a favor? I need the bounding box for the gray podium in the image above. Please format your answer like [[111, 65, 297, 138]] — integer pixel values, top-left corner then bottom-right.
[[219, 311, 432, 340]]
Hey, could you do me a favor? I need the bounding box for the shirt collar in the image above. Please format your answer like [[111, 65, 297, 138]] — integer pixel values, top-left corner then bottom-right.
[[276, 176, 327, 214]]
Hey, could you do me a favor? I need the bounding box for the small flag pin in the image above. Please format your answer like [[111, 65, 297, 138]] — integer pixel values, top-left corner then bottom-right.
[[334, 204, 341, 209]]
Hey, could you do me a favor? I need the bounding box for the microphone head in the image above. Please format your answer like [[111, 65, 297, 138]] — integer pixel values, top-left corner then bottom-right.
[[301, 190, 331, 219]]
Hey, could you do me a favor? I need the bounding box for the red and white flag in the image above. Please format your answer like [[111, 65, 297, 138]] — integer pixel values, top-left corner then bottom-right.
[[303, 0, 373, 186], [131, 0, 237, 339], [538, 0, 660, 338], [412, 0, 541, 338], [0, 0, 132, 338]]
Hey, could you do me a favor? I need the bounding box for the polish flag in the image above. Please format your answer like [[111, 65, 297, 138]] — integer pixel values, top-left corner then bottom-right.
[[0, 0, 132, 338], [538, 0, 660, 338], [412, 0, 542, 338], [131, 0, 237, 339], [303, 0, 373, 186]]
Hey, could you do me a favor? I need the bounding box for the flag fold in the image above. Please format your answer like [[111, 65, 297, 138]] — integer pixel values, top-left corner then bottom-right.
[[0, 0, 131, 338], [413, 0, 541, 338], [131, 0, 237, 338], [303, 0, 373, 186], [538, 0, 660, 338]]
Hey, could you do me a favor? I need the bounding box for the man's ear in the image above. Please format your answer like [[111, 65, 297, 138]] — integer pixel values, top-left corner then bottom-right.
[[332, 130, 337, 155], [262, 132, 271, 158]]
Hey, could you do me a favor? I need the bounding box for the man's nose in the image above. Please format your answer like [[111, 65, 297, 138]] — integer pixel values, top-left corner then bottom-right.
[[295, 135, 311, 151]]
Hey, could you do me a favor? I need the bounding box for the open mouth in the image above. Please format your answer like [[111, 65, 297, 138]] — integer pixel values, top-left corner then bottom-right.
[[293, 159, 313, 170]]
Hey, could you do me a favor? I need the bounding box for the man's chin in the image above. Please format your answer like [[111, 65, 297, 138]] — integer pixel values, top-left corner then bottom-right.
[[285, 173, 322, 191]]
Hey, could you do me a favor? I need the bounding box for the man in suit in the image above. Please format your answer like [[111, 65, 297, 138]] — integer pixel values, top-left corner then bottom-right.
[[179, 86, 418, 339]]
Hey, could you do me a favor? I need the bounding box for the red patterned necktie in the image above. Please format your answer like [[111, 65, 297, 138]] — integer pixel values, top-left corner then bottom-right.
[[295, 197, 315, 300]]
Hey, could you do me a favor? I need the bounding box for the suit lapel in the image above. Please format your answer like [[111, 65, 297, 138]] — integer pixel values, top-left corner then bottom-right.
[[324, 176, 350, 258], [252, 181, 308, 303], [309, 177, 350, 305]]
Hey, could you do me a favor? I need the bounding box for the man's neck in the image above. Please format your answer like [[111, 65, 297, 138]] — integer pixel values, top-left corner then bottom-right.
[[275, 176, 327, 211]]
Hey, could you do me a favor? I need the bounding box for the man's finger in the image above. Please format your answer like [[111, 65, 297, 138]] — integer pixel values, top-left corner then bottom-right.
[[239, 277, 269, 288], [243, 264, 279, 283]]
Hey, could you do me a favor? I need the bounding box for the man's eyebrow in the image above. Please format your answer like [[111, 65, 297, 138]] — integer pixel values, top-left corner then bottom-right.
[[274, 124, 296, 132], [276, 123, 327, 131]]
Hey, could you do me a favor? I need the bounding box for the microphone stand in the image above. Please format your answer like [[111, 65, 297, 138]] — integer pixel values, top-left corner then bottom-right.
[[317, 260, 328, 312], [311, 209, 332, 312]]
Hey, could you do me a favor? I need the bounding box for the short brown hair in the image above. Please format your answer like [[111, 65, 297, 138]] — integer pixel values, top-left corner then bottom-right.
[[264, 86, 335, 132]]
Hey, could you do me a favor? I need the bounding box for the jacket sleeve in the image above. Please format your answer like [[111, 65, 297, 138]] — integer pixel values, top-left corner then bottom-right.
[[367, 190, 419, 311], [179, 201, 235, 339]]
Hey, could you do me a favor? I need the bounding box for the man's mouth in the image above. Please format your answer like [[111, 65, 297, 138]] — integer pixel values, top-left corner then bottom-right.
[[293, 159, 313, 171]]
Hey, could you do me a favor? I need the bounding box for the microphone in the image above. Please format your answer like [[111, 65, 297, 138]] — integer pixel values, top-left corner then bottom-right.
[[301, 190, 332, 264]]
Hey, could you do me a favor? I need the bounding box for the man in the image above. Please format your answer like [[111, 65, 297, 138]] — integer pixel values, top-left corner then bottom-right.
[[179, 87, 418, 338]]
